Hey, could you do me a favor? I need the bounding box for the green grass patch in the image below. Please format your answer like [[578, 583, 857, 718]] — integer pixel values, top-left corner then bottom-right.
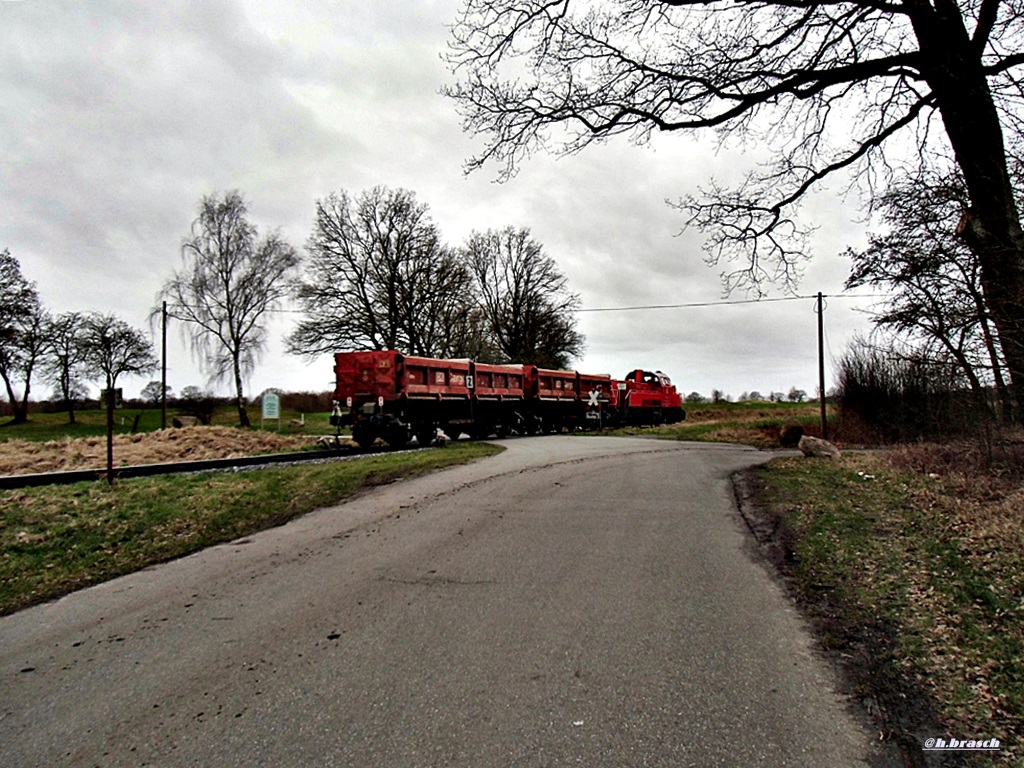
[[754, 454, 1023, 763], [0, 442, 503, 615], [0, 406, 341, 442], [0, 411, 134, 441]]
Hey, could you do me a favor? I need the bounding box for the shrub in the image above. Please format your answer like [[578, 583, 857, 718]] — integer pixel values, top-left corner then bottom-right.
[[836, 339, 987, 443]]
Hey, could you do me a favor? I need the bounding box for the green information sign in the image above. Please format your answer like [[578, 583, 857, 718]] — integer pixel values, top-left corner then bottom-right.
[[262, 392, 280, 421]]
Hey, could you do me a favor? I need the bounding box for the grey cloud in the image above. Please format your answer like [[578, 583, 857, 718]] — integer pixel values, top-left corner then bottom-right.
[[0, 0, 872, 399]]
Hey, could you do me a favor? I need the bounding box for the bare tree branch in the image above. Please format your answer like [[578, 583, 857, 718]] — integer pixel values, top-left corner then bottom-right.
[[447, 0, 1024, 412]]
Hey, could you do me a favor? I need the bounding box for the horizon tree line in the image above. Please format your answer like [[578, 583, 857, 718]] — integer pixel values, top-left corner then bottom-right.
[[5, 171, 1017, 434], [1, 185, 586, 428], [0, 250, 157, 426]]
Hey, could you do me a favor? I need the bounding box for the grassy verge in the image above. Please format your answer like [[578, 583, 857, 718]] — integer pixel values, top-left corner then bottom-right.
[[0, 442, 503, 616], [748, 451, 1023, 764]]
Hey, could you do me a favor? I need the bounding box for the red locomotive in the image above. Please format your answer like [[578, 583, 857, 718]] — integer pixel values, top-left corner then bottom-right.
[[332, 350, 685, 449]]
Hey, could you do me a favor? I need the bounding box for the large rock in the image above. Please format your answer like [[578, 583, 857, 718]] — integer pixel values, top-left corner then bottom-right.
[[172, 415, 199, 428], [798, 434, 841, 459]]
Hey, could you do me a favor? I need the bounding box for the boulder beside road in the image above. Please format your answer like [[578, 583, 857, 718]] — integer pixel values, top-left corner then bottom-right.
[[799, 434, 842, 459]]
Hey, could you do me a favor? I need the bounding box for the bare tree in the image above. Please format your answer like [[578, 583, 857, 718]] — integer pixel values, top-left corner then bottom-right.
[[81, 313, 157, 484], [140, 380, 172, 407], [289, 186, 477, 359], [158, 191, 300, 427], [408, 249, 484, 359], [847, 171, 1014, 420], [0, 250, 47, 424], [42, 311, 91, 424], [446, 0, 1024, 410], [465, 226, 585, 368]]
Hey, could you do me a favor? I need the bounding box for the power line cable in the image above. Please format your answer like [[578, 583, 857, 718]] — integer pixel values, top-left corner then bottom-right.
[[164, 292, 889, 317], [576, 293, 885, 313]]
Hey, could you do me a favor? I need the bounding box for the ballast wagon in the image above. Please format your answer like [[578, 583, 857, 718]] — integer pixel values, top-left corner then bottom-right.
[[332, 350, 685, 449]]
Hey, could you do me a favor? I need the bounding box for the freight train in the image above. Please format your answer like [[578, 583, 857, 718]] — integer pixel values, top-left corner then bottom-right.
[[331, 350, 686, 449]]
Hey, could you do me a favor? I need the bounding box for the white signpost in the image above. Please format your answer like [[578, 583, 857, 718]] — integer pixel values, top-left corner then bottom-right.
[[262, 392, 281, 430]]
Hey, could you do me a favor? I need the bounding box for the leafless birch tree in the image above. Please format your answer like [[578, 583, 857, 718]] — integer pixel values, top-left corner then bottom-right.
[[158, 191, 300, 427]]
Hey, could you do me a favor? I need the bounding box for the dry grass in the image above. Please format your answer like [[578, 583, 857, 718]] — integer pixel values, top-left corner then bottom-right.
[[756, 441, 1024, 762], [886, 438, 1024, 593], [0, 426, 316, 476], [884, 439, 1024, 745]]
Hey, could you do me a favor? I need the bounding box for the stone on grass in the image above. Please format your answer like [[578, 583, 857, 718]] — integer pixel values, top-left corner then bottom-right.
[[798, 434, 841, 460]]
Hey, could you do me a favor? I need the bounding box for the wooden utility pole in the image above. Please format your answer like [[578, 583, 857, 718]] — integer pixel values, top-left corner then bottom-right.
[[817, 292, 828, 440], [161, 301, 168, 430]]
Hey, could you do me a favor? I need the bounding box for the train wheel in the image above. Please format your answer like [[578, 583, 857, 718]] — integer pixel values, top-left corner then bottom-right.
[[351, 422, 376, 450], [384, 421, 409, 449]]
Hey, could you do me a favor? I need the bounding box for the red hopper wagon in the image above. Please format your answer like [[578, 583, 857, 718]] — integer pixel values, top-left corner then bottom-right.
[[333, 350, 684, 449]]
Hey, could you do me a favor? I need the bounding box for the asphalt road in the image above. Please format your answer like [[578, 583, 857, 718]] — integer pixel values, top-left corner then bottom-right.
[[0, 436, 897, 767]]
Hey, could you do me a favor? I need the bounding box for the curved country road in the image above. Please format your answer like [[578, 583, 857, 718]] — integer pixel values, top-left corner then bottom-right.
[[0, 437, 898, 766]]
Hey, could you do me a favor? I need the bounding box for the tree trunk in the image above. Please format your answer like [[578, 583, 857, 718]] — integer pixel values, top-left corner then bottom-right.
[[909, 2, 1024, 421], [61, 375, 77, 425], [105, 376, 115, 485], [979, 309, 1014, 423], [234, 359, 250, 428], [18, 378, 31, 426], [0, 370, 27, 424]]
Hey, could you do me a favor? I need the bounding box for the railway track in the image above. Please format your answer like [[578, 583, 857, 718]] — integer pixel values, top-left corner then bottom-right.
[[0, 441, 431, 491]]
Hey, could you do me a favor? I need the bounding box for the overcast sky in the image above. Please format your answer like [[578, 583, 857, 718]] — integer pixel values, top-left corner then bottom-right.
[[1, 0, 880, 402]]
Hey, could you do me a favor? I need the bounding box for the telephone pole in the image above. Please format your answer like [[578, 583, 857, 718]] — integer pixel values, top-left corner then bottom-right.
[[161, 301, 168, 430], [816, 292, 828, 440]]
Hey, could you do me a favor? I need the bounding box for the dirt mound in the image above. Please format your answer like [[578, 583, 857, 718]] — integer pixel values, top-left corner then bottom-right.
[[0, 426, 313, 476]]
